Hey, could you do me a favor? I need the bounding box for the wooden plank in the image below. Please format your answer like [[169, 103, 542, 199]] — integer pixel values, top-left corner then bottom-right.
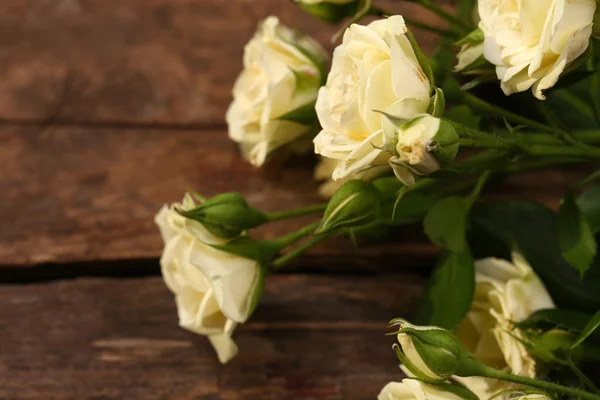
[[0, 272, 425, 399], [0, 127, 591, 267], [0, 0, 446, 125]]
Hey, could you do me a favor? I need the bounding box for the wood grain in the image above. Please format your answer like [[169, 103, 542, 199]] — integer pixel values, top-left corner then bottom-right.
[[0, 126, 592, 267], [0, 272, 425, 399], [0, 0, 446, 126]]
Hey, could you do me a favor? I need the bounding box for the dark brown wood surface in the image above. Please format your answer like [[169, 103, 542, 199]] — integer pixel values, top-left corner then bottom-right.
[[0, 273, 425, 399], [0, 0, 592, 399]]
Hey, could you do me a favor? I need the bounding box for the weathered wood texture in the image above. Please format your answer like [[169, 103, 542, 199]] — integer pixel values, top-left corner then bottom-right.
[[0, 272, 425, 399], [0, 0, 447, 126], [1, 127, 590, 267]]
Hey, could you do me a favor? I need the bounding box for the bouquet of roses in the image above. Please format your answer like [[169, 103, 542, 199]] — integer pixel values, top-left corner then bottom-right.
[[154, 0, 600, 398]]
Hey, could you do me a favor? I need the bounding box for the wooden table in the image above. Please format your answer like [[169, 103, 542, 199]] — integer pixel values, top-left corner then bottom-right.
[[0, 1, 586, 398]]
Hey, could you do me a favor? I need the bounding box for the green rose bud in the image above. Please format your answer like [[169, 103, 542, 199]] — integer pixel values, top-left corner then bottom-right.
[[391, 319, 462, 382], [384, 115, 459, 186], [294, 0, 359, 23], [178, 192, 267, 239], [314, 180, 382, 235], [390, 319, 492, 382]]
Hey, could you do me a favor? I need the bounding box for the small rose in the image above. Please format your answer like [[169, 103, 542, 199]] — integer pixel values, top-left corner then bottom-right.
[[313, 15, 431, 183], [155, 194, 265, 363], [478, 0, 596, 99], [455, 253, 555, 381], [227, 16, 327, 166], [391, 320, 463, 382]]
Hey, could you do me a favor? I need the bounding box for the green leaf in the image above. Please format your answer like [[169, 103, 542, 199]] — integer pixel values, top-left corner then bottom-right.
[[212, 236, 279, 265], [545, 66, 600, 129], [453, 28, 484, 46], [430, 382, 479, 400], [558, 195, 597, 277], [386, 190, 443, 225], [444, 105, 481, 130], [578, 182, 600, 233], [416, 250, 475, 330], [427, 87, 446, 118], [247, 263, 268, 318], [431, 119, 460, 164], [424, 197, 469, 252], [571, 310, 600, 350], [180, 192, 267, 239], [277, 101, 318, 125], [295, 1, 359, 24], [550, 70, 596, 92], [315, 180, 382, 234], [406, 29, 435, 88], [517, 308, 593, 332], [460, 76, 497, 92], [471, 201, 600, 313]]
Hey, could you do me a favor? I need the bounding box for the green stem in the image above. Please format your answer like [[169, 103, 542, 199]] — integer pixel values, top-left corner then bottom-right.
[[412, 0, 472, 32], [468, 170, 491, 207], [575, 169, 600, 191], [526, 130, 600, 146], [462, 93, 559, 134], [567, 356, 600, 393], [499, 157, 584, 174], [265, 204, 326, 222], [271, 221, 320, 249], [458, 138, 514, 150], [481, 365, 600, 400], [272, 232, 334, 268], [332, 0, 372, 43], [527, 144, 600, 159]]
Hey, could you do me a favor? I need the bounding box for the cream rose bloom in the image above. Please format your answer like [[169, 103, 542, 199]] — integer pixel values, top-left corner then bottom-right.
[[314, 15, 431, 182], [227, 16, 327, 166], [478, 0, 596, 99], [155, 194, 263, 363], [455, 253, 554, 383], [378, 379, 463, 400]]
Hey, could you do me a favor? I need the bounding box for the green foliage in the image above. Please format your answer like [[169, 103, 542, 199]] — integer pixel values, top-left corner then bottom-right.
[[277, 101, 318, 125], [424, 197, 469, 252], [558, 195, 597, 277], [453, 28, 483, 46], [578, 182, 600, 233], [416, 250, 475, 330], [407, 29, 435, 87], [212, 236, 280, 264], [444, 105, 481, 130], [315, 180, 382, 234], [180, 192, 267, 238], [518, 308, 593, 332], [471, 201, 600, 313], [572, 310, 600, 350], [294, 1, 359, 24], [428, 87, 446, 118]]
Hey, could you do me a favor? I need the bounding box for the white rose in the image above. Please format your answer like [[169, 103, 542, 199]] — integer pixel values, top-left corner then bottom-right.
[[227, 16, 327, 167], [314, 15, 432, 182], [155, 194, 263, 364], [455, 253, 555, 381], [378, 379, 463, 400], [478, 0, 596, 99]]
